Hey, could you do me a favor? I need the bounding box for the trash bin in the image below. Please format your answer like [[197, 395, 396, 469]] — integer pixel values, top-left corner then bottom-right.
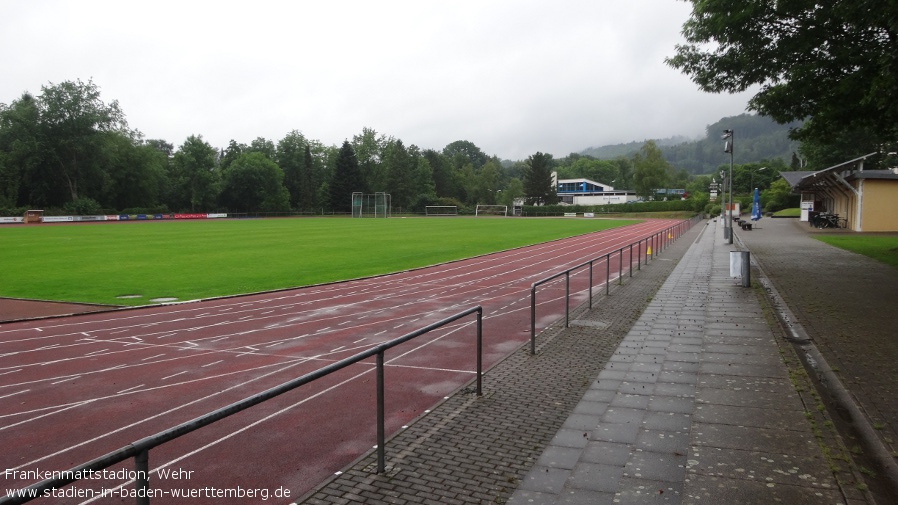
[[730, 250, 751, 287]]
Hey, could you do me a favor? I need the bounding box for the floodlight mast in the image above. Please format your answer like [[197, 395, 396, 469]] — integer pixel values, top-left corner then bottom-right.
[[723, 129, 734, 244]]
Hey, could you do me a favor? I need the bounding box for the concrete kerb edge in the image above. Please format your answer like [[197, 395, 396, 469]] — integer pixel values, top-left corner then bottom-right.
[[737, 232, 898, 496]]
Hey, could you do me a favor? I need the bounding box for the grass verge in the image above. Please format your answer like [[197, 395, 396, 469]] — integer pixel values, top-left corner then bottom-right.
[[814, 235, 898, 269]]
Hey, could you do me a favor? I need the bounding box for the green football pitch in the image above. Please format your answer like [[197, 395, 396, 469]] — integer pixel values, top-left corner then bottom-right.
[[0, 217, 638, 306]]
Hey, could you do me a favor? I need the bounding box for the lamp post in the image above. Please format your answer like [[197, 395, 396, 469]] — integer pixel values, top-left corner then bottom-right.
[[751, 166, 767, 193], [719, 169, 726, 227], [723, 129, 734, 244]]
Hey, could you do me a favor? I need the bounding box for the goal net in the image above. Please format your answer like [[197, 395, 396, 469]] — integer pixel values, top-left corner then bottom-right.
[[425, 206, 458, 216], [351, 192, 391, 218], [475, 204, 508, 217]]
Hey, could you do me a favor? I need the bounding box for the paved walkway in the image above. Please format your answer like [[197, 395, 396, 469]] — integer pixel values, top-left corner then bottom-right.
[[299, 218, 882, 505]]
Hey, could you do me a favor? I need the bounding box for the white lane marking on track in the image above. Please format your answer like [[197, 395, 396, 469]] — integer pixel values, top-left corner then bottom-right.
[[353, 338, 366, 344], [330, 346, 345, 353], [201, 360, 222, 368], [141, 354, 166, 361], [386, 363, 475, 374], [84, 349, 109, 356], [161, 371, 188, 381], [0, 389, 30, 400], [6, 356, 317, 470], [81, 361, 382, 503], [51, 377, 78, 385], [0, 368, 23, 376], [116, 384, 145, 394]]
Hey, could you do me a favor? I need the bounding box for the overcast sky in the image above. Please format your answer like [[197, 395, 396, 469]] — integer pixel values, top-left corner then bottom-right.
[[1, 0, 754, 160]]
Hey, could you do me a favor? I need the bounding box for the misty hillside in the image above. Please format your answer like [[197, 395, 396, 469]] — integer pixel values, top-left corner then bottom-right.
[[581, 114, 802, 174]]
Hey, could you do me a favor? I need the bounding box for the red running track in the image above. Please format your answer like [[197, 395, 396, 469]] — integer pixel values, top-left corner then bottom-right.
[[0, 219, 687, 504]]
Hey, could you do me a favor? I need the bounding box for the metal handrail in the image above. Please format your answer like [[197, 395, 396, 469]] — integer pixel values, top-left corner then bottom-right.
[[528, 219, 697, 354], [2, 307, 483, 504]]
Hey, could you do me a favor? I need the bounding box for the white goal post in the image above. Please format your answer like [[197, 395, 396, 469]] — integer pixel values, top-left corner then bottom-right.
[[425, 205, 458, 216], [475, 204, 508, 217], [351, 192, 391, 218]]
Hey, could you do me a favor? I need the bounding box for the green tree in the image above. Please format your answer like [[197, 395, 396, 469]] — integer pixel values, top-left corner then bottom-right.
[[422, 149, 455, 198], [277, 130, 306, 208], [352, 127, 386, 192], [500, 178, 524, 207], [249, 137, 276, 160], [171, 135, 220, 212], [37, 79, 131, 202], [611, 157, 633, 190], [103, 133, 169, 210], [382, 139, 414, 208], [301, 144, 320, 210], [219, 152, 290, 212], [220, 140, 246, 171], [631, 141, 671, 200], [762, 178, 798, 213], [475, 160, 502, 204], [0, 93, 45, 207], [522, 152, 556, 206], [666, 2, 898, 152], [329, 140, 363, 212], [443, 140, 489, 170]]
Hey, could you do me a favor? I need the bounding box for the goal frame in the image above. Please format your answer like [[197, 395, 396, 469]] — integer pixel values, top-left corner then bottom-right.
[[425, 205, 459, 216], [474, 204, 508, 217], [352, 192, 391, 218]]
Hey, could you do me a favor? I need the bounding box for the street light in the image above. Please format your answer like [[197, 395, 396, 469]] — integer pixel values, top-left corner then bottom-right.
[[719, 170, 726, 226], [751, 166, 767, 192], [722, 129, 734, 244]]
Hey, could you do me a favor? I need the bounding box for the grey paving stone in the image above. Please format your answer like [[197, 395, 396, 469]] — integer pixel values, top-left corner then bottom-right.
[[591, 422, 641, 444], [683, 474, 845, 505], [580, 441, 632, 466], [692, 403, 808, 430], [625, 451, 688, 482], [518, 467, 571, 494], [536, 446, 585, 470], [613, 477, 684, 504], [567, 462, 624, 493], [556, 488, 616, 505], [686, 446, 836, 489], [641, 412, 692, 432], [691, 422, 820, 454]]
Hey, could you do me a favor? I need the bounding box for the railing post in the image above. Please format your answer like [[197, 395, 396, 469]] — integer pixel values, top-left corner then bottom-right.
[[564, 271, 570, 328], [476, 308, 483, 396], [605, 254, 610, 295], [530, 285, 536, 355], [618, 248, 623, 283], [629, 244, 634, 277], [638, 240, 642, 270], [135, 449, 150, 505], [377, 351, 385, 473], [588, 261, 594, 309]]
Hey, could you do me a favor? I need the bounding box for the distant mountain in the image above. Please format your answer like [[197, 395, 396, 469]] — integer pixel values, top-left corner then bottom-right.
[[581, 114, 802, 174]]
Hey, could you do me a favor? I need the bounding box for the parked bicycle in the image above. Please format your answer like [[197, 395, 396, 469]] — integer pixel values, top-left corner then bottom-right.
[[814, 212, 843, 229]]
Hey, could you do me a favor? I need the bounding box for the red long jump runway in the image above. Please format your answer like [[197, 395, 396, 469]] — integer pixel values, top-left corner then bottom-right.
[[1, 219, 684, 503]]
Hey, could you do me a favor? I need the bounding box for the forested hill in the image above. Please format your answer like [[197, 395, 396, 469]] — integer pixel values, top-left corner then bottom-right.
[[580, 114, 802, 174]]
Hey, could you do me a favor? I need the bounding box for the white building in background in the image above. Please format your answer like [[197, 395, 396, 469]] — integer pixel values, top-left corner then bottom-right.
[[555, 175, 638, 205]]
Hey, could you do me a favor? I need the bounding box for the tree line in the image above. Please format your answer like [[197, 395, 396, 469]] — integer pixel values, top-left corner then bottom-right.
[[1, 79, 800, 217], [0, 79, 565, 216]]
